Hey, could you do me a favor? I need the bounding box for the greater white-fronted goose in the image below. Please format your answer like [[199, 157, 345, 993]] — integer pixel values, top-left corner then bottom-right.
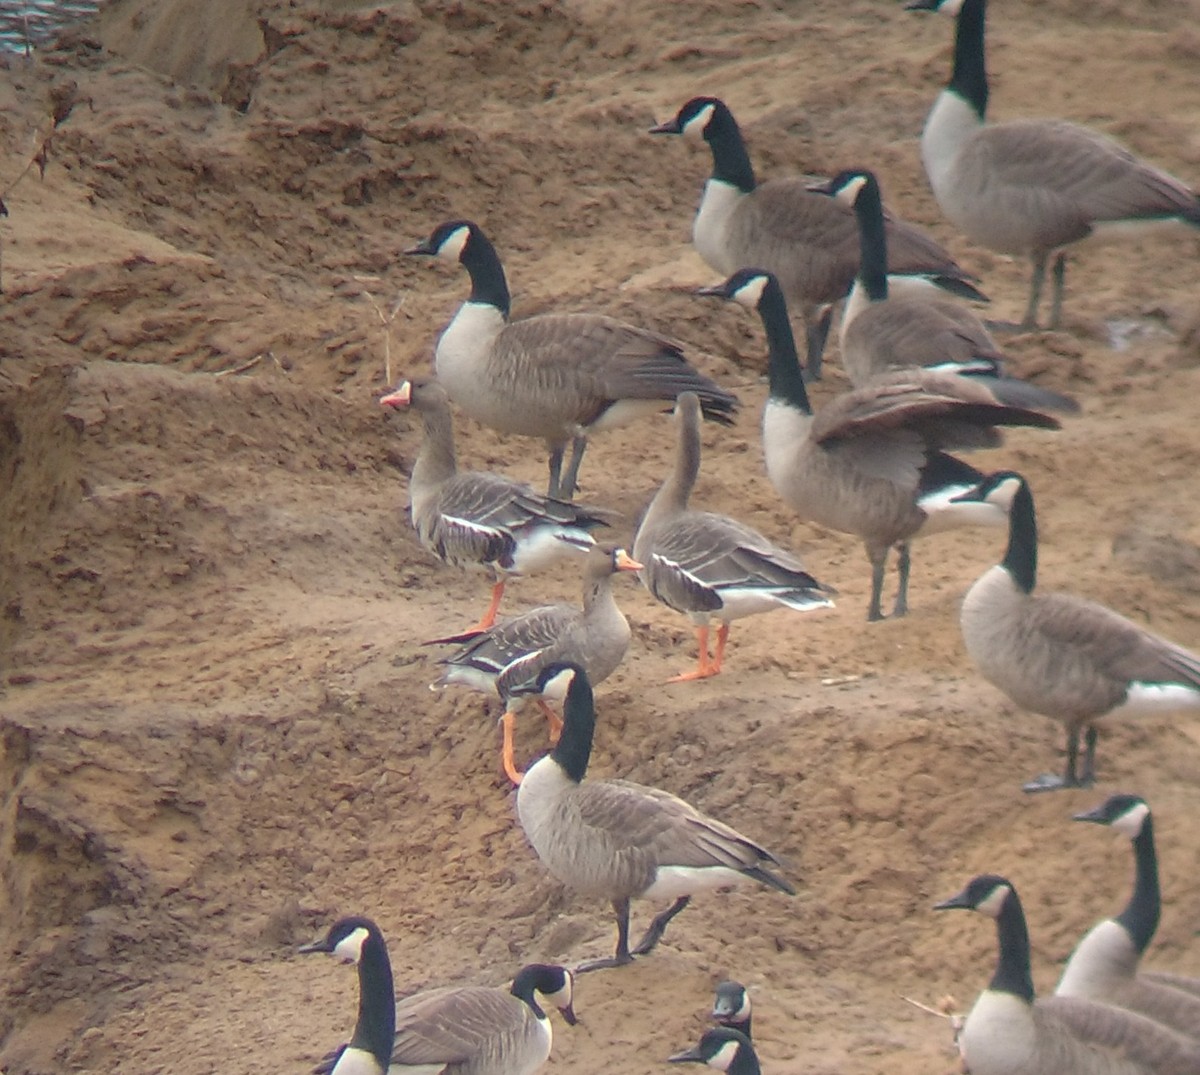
[[712, 981, 753, 1042], [514, 664, 795, 972], [381, 378, 611, 631], [909, 0, 1200, 330], [936, 875, 1200, 1075], [954, 471, 1200, 791], [405, 220, 738, 499], [809, 168, 1079, 413], [649, 95, 986, 379], [699, 269, 1062, 621], [1056, 795, 1200, 1040], [669, 1028, 760, 1075], [299, 916, 396, 1075], [430, 544, 641, 783], [632, 392, 834, 680]]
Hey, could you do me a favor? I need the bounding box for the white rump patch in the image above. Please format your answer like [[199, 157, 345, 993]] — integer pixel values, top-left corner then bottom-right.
[[1116, 681, 1200, 716], [643, 865, 752, 901]]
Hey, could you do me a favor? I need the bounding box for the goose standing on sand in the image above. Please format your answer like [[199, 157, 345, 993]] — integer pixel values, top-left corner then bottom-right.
[[712, 981, 753, 1041], [699, 269, 1062, 621], [669, 1028, 761, 1074], [908, 0, 1200, 331], [935, 875, 1200, 1075], [953, 471, 1200, 792], [429, 544, 641, 783], [514, 663, 795, 972], [1056, 794, 1200, 1039], [649, 96, 985, 380], [300, 916, 396, 1075], [406, 220, 737, 499], [808, 168, 1078, 414], [381, 378, 610, 632], [633, 392, 834, 681]]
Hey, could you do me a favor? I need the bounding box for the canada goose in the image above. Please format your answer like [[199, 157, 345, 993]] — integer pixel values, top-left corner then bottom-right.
[[299, 916, 396, 1075], [1056, 794, 1200, 1040], [936, 875, 1200, 1075], [669, 1028, 761, 1075], [712, 981, 752, 1041], [406, 220, 738, 499], [632, 392, 834, 680], [429, 544, 641, 783], [909, 0, 1200, 331], [699, 269, 1062, 621], [514, 663, 795, 972], [381, 378, 611, 631], [954, 471, 1200, 792], [808, 168, 1079, 414], [649, 96, 987, 380]]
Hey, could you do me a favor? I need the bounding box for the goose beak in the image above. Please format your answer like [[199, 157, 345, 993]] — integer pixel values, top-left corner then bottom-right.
[[805, 177, 836, 195], [380, 382, 413, 409], [933, 887, 973, 912], [559, 1001, 579, 1026], [404, 238, 437, 256], [904, 0, 941, 9], [297, 938, 333, 955], [648, 118, 682, 135], [1073, 803, 1110, 824], [694, 282, 728, 299], [615, 550, 643, 572], [949, 486, 986, 504], [668, 1046, 705, 1064]]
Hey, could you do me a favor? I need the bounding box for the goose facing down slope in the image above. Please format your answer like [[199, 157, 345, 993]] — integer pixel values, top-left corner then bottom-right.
[[649, 95, 986, 380], [909, 0, 1200, 331], [669, 1028, 761, 1075], [1056, 794, 1200, 1040], [954, 472, 1200, 792], [406, 220, 738, 499], [514, 663, 795, 972], [699, 268, 1061, 621], [381, 378, 610, 631], [633, 392, 834, 681]]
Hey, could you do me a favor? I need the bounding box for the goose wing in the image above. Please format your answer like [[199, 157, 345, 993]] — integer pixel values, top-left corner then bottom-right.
[[1038, 995, 1200, 1074], [390, 985, 527, 1067], [436, 605, 578, 677], [845, 298, 1004, 381]]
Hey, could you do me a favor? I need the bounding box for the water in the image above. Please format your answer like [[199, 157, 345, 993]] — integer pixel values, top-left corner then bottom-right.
[[0, 0, 103, 56]]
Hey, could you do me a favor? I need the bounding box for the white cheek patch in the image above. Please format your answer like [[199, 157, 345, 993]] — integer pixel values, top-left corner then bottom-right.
[[1110, 800, 1150, 838], [710, 1040, 740, 1071], [333, 926, 370, 965], [974, 884, 1010, 919], [542, 978, 573, 1010], [540, 667, 577, 703], [683, 102, 715, 139], [836, 174, 868, 207], [940, 0, 966, 16], [732, 275, 768, 308], [438, 224, 470, 262]]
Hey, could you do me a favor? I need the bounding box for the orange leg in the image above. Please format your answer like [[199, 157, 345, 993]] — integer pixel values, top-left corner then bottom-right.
[[500, 710, 524, 785], [466, 579, 506, 633], [668, 625, 721, 682], [536, 699, 564, 745], [712, 622, 730, 674]]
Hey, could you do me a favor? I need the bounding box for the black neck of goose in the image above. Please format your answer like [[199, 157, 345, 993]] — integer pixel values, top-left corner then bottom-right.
[[853, 178, 889, 303], [759, 278, 812, 415], [1001, 479, 1037, 594], [719, 1014, 752, 1041], [509, 968, 550, 1019], [705, 103, 757, 194], [1117, 815, 1160, 955], [990, 889, 1035, 1005], [730, 1042, 762, 1075], [950, 0, 989, 120], [352, 930, 397, 1070], [550, 672, 594, 784], [462, 230, 512, 318]]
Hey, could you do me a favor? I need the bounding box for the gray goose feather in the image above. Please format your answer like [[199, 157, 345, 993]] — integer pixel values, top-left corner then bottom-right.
[[632, 392, 834, 679], [910, 0, 1200, 330], [700, 269, 1062, 621], [381, 378, 610, 631], [649, 96, 985, 379], [955, 472, 1200, 792], [514, 664, 794, 971], [406, 220, 737, 499]]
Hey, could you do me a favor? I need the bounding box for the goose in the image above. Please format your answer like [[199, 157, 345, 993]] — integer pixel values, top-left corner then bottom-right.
[[698, 268, 1062, 621], [429, 544, 641, 783], [381, 378, 611, 631], [669, 1028, 761, 1074], [648, 95, 986, 380], [513, 663, 795, 972], [808, 168, 1079, 414], [632, 392, 834, 680], [405, 220, 738, 499], [299, 916, 396, 1075], [908, 0, 1200, 331], [1056, 794, 1200, 1040], [953, 471, 1200, 792], [936, 875, 1200, 1075], [712, 981, 753, 1042]]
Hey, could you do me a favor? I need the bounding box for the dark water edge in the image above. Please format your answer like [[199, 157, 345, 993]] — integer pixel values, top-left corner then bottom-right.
[[0, 1, 103, 56]]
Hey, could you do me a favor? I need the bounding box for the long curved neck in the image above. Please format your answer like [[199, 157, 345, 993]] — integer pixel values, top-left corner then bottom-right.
[[730, 1043, 762, 1075], [950, 0, 989, 120], [461, 231, 512, 317], [352, 932, 397, 1070], [990, 890, 1035, 1004], [550, 673, 594, 784], [509, 970, 549, 1020], [412, 401, 458, 491], [853, 179, 889, 302], [1118, 817, 1160, 954], [758, 279, 812, 415], [1001, 480, 1037, 594], [705, 103, 757, 193]]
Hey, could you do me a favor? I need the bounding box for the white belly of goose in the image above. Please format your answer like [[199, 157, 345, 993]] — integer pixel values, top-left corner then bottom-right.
[[641, 864, 754, 901]]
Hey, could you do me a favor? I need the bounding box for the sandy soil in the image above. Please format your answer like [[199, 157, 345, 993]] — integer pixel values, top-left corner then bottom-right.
[[2, 1, 1200, 1072]]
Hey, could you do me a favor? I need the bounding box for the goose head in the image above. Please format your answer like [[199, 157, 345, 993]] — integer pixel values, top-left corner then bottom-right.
[[649, 96, 725, 141], [380, 377, 450, 412], [806, 168, 876, 209], [905, 0, 967, 14], [299, 915, 380, 965], [948, 470, 1024, 513], [934, 873, 1014, 919], [512, 963, 579, 1025], [695, 268, 773, 311], [582, 545, 643, 583], [711, 980, 751, 1028], [669, 1027, 757, 1072], [1075, 793, 1151, 840], [405, 219, 478, 264]]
